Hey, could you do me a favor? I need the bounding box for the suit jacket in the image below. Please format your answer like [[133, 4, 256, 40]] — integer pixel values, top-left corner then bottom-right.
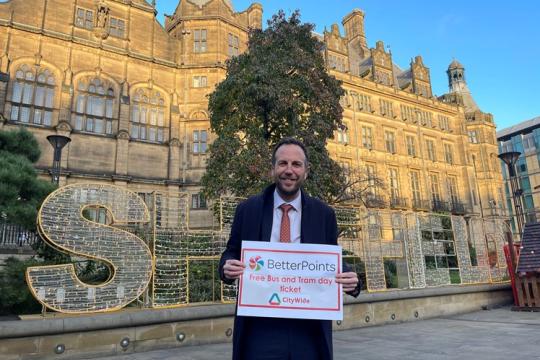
[[219, 184, 360, 360]]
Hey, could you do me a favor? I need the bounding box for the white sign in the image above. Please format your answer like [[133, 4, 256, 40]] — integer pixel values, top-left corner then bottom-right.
[[237, 240, 343, 321]]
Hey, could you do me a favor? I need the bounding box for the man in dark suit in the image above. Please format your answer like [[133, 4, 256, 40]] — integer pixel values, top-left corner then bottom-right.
[[219, 137, 361, 360]]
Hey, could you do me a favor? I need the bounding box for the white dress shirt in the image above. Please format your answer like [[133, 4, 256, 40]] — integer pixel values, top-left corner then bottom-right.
[[270, 189, 302, 243]]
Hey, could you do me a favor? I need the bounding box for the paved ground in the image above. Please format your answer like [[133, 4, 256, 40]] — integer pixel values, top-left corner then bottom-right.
[[97, 307, 540, 360]]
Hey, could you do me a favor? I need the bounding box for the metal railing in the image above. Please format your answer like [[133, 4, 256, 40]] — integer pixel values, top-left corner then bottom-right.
[[412, 198, 431, 211], [450, 201, 466, 215], [0, 221, 39, 248], [365, 194, 387, 208], [432, 200, 451, 213], [390, 196, 408, 209]]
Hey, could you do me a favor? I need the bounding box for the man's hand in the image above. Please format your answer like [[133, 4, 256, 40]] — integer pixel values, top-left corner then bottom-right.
[[223, 259, 245, 280], [335, 272, 359, 293]]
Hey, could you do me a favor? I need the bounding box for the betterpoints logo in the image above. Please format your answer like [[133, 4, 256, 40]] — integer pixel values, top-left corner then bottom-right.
[[249, 256, 264, 271]]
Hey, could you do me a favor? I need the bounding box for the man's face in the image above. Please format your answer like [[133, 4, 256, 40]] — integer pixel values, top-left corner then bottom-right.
[[271, 144, 308, 201]]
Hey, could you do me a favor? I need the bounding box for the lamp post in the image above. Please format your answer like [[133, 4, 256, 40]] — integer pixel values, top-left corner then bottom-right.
[[498, 151, 524, 237], [47, 135, 71, 185]]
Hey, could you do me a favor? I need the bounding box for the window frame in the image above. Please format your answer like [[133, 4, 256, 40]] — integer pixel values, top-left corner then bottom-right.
[[109, 17, 126, 38], [75, 7, 94, 30], [384, 130, 396, 153], [72, 78, 116, 135], [10, 65, 56, 127], [191, 193, 207, 209], [193, 129, 208, 154], [130, 88, 167, 143], [193, 29, 208, 53]]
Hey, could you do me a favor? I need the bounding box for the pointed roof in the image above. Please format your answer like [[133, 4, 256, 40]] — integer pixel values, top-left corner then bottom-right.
[[448, 59, 464, 70], [517, 222, 540, 274], [185, 0, 234, 11]]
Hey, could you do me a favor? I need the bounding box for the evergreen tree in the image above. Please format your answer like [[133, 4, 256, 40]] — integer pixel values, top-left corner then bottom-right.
[[0, 128, 56, 230], [202, 11, 347, 203]]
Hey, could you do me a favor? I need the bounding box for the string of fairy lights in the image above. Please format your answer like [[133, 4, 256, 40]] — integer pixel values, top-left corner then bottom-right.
[[28, 185, 510, 313]]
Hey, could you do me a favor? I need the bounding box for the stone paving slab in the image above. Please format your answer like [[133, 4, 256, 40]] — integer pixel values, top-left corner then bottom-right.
[[96, 307, 540, 360]]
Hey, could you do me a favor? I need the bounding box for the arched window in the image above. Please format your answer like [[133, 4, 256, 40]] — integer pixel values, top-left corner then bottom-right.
[[10, 65, 55, 125], [72, 78, 115, 135], [130, 88, 166, 143]]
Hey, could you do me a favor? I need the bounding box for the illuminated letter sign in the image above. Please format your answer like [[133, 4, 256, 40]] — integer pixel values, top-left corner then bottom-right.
[[26, 184, 152, 313]]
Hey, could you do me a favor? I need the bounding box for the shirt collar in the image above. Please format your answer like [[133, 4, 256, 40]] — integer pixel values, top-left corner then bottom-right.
[[273, 188, 302, 212]]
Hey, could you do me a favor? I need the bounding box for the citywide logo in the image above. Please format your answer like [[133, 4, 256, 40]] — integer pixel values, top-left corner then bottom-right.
[[268, 293, 281, 306], [249, 256, 264, 271]]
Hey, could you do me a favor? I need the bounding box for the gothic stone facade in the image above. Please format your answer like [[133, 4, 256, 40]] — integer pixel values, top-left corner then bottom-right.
[[0, 0, 504, 228]]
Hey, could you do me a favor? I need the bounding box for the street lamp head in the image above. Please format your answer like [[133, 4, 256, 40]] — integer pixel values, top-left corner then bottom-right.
[[47, 135, 71, 151], [498, 151, 521, 167]]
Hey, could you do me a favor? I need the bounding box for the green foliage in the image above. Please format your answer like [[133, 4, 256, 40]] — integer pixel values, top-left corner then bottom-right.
[[0, 257, 43, 315], [0, 128, 56, 230], [202, 10, 346, 202], [468, 241, 478, 266], [449, 269, 461, 284], [188, 259, 221, 303], [384, 259, 398, 289], [343, 255, 367, 291]]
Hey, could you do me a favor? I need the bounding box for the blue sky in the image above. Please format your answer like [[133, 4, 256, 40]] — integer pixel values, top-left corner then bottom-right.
[[155, 0, 540, 131]]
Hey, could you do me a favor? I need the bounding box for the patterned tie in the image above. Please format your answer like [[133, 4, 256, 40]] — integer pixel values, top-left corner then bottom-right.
[[279, 204, 294, 243]]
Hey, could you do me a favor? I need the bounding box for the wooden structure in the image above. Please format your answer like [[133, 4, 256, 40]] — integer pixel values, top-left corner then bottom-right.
[[514, 223, 540, 310]]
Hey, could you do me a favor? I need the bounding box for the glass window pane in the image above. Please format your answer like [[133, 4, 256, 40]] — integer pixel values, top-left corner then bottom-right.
[[15, 70, 24, 79], [158, 110, 164, 127], [12, 82, 22, 103], [20, 107, 30, 122], [150, 109, 157, 125], [149, 127, 156, 141], [105, 99, 113, 118], [25, 72, 34, 81], [43, 111, 52, 126], [132, 107, 139, 123], [76, 95, 85, 113], [86, 118, 94, 132], [37, 74, 46, 83], [93, 97, 104, 117], [45, 88, 54, 108], [22, 84, 33, 104], [201, 143, 207, 153], [33, 109, 42, 124], [140, 107, 147, 124], [86, 96, 93, 114], [193, 130, 199, 141], [157, 128, 164, 142], [34, 86, 45, 106], [201, 130, 207, 141], [106, 120, 112, 134], [75, 115, 83, 130], [131, 124, 139, 139], [140, 126, 146, 140], [10, 105, 19, 121], [193, 143, 199, 153], [94, 119, 103, 133]]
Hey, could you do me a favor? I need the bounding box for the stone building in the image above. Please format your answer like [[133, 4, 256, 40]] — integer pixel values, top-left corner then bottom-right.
[[0, 0, 504, 228]]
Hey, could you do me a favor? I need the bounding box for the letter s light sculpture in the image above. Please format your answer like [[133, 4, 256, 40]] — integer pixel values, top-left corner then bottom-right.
[[26, 184, 153, 313]]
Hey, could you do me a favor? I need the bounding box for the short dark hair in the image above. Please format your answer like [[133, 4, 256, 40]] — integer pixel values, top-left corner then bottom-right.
[[271, 137, 309, 166]]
